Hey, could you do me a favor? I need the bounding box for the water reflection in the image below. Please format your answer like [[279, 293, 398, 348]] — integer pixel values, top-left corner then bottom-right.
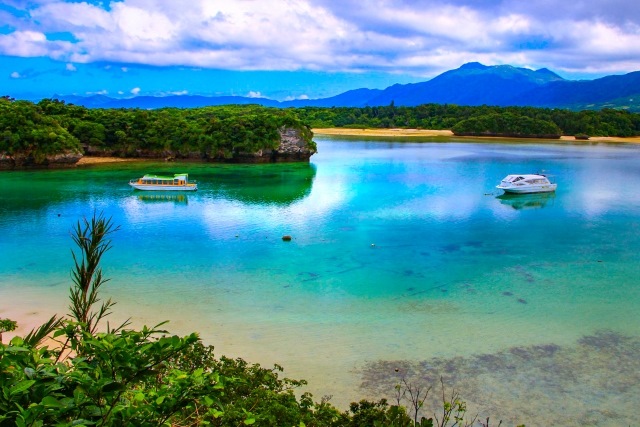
[[136, 193, 189, 205], [210, 162, 316, 205], [496, 192, 556, 210]]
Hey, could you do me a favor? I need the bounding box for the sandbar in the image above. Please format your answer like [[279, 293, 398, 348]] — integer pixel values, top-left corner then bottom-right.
[[77, 156, 142, 165], [313, 128, 640, 144]]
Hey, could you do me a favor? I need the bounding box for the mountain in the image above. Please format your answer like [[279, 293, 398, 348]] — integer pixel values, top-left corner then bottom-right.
[[363, 62, 566, 106], [57, 94, 281, 109], [515, 71, 640, 109], [282, 88, 383, 108], [54, 63, 640, 111]]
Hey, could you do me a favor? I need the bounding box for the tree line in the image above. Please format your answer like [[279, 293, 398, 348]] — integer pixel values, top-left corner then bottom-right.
[[3, 96, 639, 165], [295, 104, 640, 137], [0, 97, 315, 163]]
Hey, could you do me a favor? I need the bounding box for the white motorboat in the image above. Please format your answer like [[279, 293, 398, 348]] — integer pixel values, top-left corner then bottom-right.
[[129, 173, 198, 191], [496, 174, 556, 194]]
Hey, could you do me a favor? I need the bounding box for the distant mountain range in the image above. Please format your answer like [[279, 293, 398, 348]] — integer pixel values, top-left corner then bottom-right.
[[56, 62, 640, 111]]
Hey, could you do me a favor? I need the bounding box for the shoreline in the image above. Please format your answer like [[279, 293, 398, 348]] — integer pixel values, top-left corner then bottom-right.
[[312, 128, 640, 144], [76, 156, 143, 165], [72, 131, 640, 167]]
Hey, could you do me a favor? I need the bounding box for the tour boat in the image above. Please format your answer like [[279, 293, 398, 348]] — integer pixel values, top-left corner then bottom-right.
[[496, 174, 556, 194], [129, 173, 198, 191]]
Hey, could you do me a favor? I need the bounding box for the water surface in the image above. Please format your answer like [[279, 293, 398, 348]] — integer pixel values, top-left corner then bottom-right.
[[1, 138, 639, 426]]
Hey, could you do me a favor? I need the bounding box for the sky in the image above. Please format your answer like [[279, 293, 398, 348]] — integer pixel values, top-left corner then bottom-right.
[[1, 0, 640, 101]]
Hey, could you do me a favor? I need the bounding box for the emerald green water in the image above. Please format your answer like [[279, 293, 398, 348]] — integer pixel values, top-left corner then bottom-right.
[[1, 138, 639, 425]]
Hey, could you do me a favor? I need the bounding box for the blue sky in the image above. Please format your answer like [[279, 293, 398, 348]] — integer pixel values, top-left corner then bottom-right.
[[2, 0, 640, 101]]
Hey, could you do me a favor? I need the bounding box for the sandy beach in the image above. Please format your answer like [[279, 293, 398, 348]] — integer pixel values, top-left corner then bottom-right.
[[313, 128, 640, 144], [76, 156, 142, 165]]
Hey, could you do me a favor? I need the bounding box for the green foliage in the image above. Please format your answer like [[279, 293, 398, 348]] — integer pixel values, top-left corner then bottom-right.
[[0, 97, 81, 161], [1, 99, 315, 162], [0, 319, 17, 344], [295, 104, 640, 137], [0, 213, 407, 426], [68, 212, 124, 335], [0, 213, 504, 426], [451, 113, 561, 137]]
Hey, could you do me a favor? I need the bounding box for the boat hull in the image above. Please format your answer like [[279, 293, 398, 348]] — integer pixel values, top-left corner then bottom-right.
[[496, 184, 557, 194], [129, 183, 197, 191]]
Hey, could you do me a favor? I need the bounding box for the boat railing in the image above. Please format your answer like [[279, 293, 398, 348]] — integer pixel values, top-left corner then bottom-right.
[[130, 179, 197, 186]]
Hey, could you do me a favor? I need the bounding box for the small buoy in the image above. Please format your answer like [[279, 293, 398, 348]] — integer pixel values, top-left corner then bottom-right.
[[282, 235, 292, 241], [371, 243, 376, 247]]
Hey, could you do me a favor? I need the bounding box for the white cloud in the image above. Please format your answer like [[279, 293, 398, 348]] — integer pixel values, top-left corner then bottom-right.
[[121, 67, 128, 72], [284, 94, 310, 101], [66, 63, 76, 71], [86, 89, 108, 95], [10, 71, 21, 78], [171, 90, 188, 95], [131, 87, 141, 95], [246, 91, 263, 98], [2, 0, 640, 77]]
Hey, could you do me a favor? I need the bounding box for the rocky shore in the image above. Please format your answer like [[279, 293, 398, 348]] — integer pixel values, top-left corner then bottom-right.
[[0, 150, 83, 170]]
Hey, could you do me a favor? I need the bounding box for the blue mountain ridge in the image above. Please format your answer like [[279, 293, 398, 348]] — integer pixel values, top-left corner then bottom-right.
[[55, 62, 640, 111]]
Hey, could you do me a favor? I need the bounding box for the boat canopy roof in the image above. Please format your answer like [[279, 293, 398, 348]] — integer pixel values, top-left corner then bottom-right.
[[501, 174, 548, 182], [141, 173, 189, 180]]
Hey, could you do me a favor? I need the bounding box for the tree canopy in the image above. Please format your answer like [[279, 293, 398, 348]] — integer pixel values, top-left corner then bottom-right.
[[295, 104, 640, 137]]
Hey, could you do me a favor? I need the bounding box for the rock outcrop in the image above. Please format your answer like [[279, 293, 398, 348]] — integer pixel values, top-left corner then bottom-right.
[[0, 150, 83, 170], [233, 127, 316, 162]]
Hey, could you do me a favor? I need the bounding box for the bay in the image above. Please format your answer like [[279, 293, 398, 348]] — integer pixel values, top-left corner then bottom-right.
[[1, 137, 639, 425]]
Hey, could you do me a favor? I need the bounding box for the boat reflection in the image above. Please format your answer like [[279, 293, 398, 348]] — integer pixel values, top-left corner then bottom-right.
[[496, 192, 556, 210], [137, 193, 189, 205]]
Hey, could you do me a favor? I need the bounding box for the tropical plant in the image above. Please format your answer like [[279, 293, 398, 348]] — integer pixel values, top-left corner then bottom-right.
[[1, 213, 505, 426]]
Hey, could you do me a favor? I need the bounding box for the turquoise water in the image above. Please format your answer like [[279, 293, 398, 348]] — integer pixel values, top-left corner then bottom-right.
[[1, 138, 639, 425]]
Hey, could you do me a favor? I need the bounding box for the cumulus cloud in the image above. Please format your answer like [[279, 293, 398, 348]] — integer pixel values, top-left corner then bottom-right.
[[66, 63, 76, 71], [284, 94, 310, 101], [10, 71, 21, 78], [1, 0, 639, 77], [130, 87, 140, 95], [246, 91, 264, 98]]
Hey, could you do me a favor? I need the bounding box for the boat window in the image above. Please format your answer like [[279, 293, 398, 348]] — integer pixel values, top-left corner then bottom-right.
[[513, 176, 524, 182]]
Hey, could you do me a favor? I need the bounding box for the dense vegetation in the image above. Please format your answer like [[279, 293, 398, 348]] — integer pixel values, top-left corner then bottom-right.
[[451, 113, 561, 138], [0, 214, 506, 426], [4, 95, 638, 167], [0, 97, 315, 164], [296, 104, 640, 137], [0, 98, 82, 162]]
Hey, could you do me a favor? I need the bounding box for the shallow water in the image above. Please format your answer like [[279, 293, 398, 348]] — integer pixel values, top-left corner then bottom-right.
[[1, 138, 639, 425]]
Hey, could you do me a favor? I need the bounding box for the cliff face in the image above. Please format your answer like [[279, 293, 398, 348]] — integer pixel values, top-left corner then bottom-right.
[[84, 127, 317, 163], [0, 150, 83, 170], [232, 127, 316, 162]]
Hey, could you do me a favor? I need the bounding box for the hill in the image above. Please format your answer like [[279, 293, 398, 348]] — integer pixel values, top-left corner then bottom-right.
[[53, 63, 640, 111]]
